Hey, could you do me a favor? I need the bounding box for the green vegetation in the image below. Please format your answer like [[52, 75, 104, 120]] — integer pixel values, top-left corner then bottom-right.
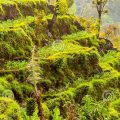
[[0, 0, 120, 119], [0, 98, 22, 120]]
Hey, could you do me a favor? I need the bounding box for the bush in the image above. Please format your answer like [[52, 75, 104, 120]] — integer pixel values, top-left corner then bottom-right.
[[90, 80, 106, 100], [0, 42, 16, 59], [0, 97, 22, 120], [77, 95, 111, 120], [26, 98, 36, 116], [112, 99, 120, 113], [75, 84, 90, 103], [52, 107, 62, 120], [56, 0, 68, 15], [5, 74, 15, 82], [11, 81, 23, 102], [0, 77, 11, 95]]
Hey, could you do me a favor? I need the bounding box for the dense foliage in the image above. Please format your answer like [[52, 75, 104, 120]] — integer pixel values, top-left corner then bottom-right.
[[0, 0, 120, 120]]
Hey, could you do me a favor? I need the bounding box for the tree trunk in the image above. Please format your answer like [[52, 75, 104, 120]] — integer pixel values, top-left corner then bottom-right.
[[97, 12, 102, 38], [48, 12, 57, 32], [48, 0, 58, 32], [35, 91, 45, 120]]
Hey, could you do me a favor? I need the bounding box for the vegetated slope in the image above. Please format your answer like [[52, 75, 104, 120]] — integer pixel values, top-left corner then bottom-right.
[[0, 0, 120, 120]]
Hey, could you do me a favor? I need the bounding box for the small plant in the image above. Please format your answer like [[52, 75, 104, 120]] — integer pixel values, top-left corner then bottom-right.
[[77, 95, 111, 120], [0, 97, 22, 120], [26, 98, 36, 116], [27, 46, 45, 120], [53, 107, 62, 120]]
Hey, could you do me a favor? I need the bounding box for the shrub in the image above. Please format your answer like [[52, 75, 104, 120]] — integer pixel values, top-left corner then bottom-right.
[[26, 98, 36, 116], [77, 95, 111, 120], [0, 42, 16, 59], [75, 84, 90, 103], [5, 74, 15, 83], [90, 80, 106, 100], [11, 81, 23, 102], [52, 107, 62, 120], [111, 99, 120, 113], [0, 77, 10, 94], [56, 0, 68, 15], [0, 97, 22, 120]]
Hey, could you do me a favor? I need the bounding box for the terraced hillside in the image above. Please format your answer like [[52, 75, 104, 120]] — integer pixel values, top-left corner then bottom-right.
[[0, 0, 120, 120]]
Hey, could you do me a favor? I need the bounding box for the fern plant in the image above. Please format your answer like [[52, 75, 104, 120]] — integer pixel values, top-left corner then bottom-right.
[[77, 95, 111, 120]]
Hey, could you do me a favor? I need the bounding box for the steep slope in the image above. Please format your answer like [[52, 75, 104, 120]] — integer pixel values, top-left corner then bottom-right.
[[0, 0, 120, 120]]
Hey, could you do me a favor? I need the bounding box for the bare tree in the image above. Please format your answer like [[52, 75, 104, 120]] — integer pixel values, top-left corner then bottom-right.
[[92, 0, 109, 38]]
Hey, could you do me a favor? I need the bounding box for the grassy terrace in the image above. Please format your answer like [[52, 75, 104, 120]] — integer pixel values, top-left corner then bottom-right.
[[0, 16, 35, 32], [0, 16, 35, 59], [0, 0, 48, 20], [0, 0, 46, 5]]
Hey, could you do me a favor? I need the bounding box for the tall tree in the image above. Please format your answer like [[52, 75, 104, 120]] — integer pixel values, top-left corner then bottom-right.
[[92, 0, 109, 38]]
